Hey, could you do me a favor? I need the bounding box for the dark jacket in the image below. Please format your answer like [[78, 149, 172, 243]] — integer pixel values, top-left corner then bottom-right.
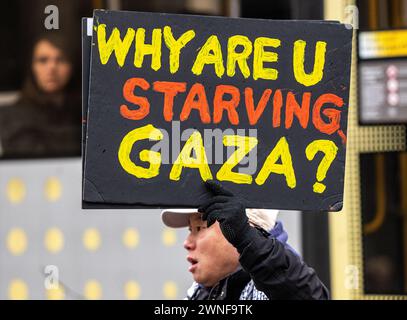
[[187, 221, 329, 300], [0, 98, 81, 158]]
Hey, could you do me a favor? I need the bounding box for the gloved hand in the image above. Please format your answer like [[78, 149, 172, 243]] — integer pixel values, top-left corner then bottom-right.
[[198, 180, 259, 253]]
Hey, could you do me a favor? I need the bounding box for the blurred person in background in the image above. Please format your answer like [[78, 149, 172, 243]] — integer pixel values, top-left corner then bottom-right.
[[162, 180, 329, 300], [0, 33, 81, 158]]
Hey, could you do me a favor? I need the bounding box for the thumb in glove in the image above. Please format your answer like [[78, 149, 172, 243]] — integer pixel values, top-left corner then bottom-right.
[[199, 180, 259, 252]]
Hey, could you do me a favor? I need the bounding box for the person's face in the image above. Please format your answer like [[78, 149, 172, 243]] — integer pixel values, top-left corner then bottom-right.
[[32, 40, 72, 94], [183, 213, 240, 287]]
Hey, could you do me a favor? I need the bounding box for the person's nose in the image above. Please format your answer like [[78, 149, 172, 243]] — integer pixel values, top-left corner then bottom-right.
[[183, 232, 196, 251], [47, 59, 58, 72]]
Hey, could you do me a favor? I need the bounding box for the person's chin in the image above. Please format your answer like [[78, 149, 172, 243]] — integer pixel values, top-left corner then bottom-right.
[[42, 86, 59, 94], [191, 269, 204, 284], [42, 81, 62, 93], [192, 273, 214, 288]]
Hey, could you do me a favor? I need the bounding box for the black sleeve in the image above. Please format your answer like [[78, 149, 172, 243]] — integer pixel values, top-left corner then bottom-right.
[[238, 229, 330, 300]]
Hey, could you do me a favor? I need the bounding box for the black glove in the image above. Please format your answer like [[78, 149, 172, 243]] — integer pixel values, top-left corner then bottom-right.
[[198, 180, 260, 253]]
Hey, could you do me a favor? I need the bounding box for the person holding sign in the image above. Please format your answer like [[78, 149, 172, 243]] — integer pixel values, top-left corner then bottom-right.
[[161, 180, 329, 300]]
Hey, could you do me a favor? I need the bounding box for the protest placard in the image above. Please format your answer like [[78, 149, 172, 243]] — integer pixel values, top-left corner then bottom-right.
[[83, 10, 352, 210]]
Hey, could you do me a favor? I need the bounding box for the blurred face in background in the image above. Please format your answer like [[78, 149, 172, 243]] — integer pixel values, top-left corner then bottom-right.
[[183, 213, 240, 287], [32, 39, 72, 94]]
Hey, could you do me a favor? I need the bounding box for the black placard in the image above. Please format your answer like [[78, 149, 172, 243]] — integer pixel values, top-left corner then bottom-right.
[[83, 10, 352, 211]]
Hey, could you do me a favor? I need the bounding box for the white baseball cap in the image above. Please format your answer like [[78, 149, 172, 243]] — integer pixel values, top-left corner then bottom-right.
[[161, 208, 279, 231]]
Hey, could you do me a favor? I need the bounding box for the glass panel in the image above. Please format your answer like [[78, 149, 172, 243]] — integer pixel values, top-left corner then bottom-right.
[[360, 151, 407, 295]]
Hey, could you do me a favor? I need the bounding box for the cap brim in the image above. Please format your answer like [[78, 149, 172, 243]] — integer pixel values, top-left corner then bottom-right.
[[161, 208, 200, 228]]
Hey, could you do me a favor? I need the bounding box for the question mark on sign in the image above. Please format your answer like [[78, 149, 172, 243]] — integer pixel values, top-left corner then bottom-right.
[[305, 140, 338, 193]]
